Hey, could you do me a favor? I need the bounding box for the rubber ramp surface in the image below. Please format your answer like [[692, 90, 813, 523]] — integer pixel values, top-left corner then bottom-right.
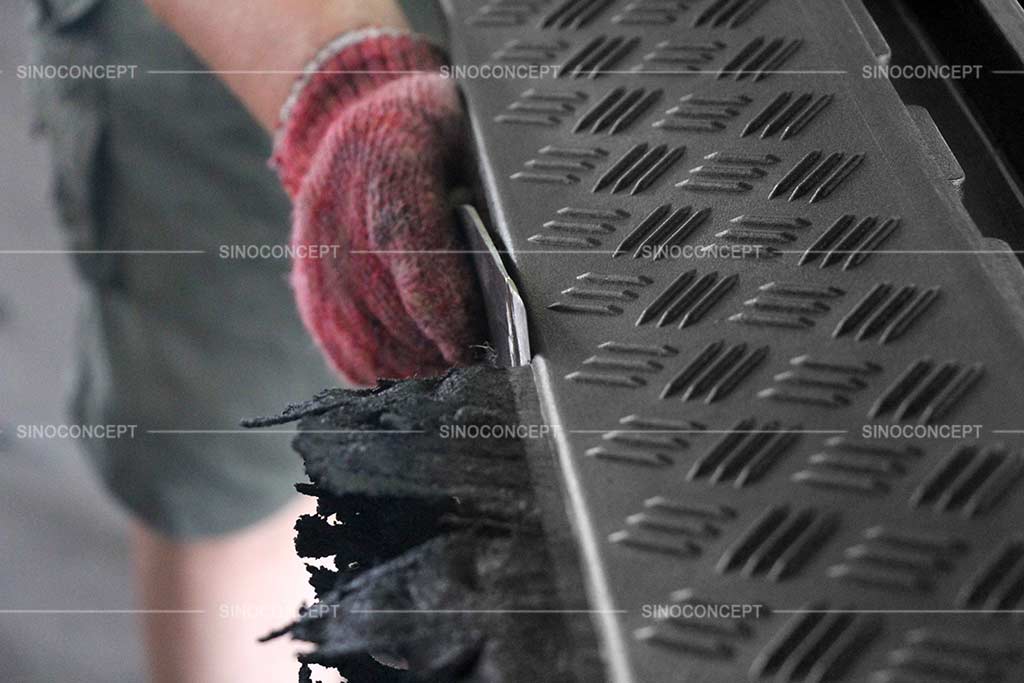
[[442, 1, 1024, 681]]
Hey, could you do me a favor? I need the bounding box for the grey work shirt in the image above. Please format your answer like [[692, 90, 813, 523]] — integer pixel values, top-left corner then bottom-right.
[[26, 0, 446, 537]]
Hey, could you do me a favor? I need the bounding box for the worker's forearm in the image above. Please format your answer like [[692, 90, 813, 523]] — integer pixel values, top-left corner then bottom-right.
[[144, 0, 410, 130]]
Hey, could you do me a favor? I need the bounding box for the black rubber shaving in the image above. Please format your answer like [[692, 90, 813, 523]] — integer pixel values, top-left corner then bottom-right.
[[256, 365, 604, 682]]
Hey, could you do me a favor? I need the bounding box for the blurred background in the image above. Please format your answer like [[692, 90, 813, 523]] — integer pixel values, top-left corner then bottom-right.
[[0, 1, 143, 679]]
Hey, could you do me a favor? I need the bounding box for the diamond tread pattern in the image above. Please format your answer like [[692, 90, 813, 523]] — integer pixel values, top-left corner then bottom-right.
[[442, 1, 1024, 681]]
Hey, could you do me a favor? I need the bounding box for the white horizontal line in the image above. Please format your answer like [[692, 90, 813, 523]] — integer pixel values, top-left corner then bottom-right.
[[0, 609, 205, 615], [146, 429, 851, 436], [351, 249, 615, 255], [0, 250, 205, 255], [604, 70, 848, 75], [568, 429, 846, 435], [147, 69, 432, 75], [350, 609, 627, 614], [144, 69, 848, 76], [145, 429, 425, 435], [346, 249, 1024, 257], [779, 250, 1024, 255], [775, 609, 1024, 614]]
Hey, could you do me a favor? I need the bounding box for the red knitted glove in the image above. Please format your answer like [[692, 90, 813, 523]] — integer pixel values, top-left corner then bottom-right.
[[273, 29, 484, 385]]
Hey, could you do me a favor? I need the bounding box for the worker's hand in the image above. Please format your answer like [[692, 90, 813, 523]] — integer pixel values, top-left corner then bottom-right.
[[273, 30, 484, 385]]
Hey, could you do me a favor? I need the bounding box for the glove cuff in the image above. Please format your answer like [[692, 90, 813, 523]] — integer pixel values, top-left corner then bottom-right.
[[271, 28, 448, 196]]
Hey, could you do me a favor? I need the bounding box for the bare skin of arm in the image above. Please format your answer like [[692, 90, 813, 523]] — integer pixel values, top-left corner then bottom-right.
[[136, 4, 413, 682], [144, 0, 410, 130]]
